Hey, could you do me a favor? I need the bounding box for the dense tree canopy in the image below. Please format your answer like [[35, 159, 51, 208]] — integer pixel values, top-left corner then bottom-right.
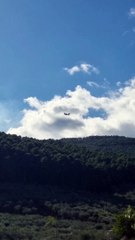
[[0, 132, 135, 191]]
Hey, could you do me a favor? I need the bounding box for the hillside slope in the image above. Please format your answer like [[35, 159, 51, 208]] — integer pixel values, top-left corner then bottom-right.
[[0, 132, 135, 191]]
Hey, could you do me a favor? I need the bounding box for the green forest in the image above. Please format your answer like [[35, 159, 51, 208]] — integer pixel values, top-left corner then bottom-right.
[[0, 132, 135, 239], [0, 132, 135, 191]]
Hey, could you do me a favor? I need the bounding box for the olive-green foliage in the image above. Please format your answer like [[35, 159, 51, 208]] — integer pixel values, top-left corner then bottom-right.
[[0, 213, 108, 240], [0, 184, 135, 239], [113, 206, 135, 239]]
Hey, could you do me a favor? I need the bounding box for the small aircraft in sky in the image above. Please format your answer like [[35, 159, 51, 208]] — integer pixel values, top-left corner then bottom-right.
[[64, 112, 70, 116]]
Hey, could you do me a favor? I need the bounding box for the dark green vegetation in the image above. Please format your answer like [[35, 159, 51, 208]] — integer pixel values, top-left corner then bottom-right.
[[1, 132, 135, 191], [0, 132, 135, 239]]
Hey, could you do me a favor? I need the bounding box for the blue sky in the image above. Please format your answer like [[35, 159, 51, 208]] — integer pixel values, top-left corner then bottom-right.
[[1, 0, 135, 139]]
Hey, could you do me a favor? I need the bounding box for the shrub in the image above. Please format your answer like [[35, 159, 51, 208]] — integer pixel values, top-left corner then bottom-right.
[[113, 206, 135, 239]]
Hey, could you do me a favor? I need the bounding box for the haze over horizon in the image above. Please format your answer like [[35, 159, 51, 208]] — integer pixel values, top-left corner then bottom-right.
[[0, 0, 135, 139]]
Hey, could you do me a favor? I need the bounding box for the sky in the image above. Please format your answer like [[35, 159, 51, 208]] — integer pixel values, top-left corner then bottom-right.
[[0, 0, 135, 139]]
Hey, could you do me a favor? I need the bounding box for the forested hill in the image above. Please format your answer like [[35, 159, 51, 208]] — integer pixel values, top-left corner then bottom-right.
[[0, 132, 135, 192]]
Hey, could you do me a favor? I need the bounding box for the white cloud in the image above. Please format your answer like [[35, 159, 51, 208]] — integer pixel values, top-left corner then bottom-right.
[[87, 79, 110, 89], [87, 81, 100, 88], [64, 63, 99, 75], [7, 77, 135, 139], [129, 8, 135, 17], [64, 66, 80, 75]]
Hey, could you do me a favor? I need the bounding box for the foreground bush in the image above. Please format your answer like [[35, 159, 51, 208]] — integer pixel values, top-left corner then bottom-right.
[[113, 206, 135, 239]]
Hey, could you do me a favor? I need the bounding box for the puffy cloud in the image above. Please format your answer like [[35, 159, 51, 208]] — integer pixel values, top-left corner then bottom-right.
[[64, 66, 80, 75], [7, 77, 135, 139], [64, 63, 99, 75], [129, 8, 135, 17]]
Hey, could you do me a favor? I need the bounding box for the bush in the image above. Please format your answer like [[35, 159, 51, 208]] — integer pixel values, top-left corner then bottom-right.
[[113, 206, 135, 239]]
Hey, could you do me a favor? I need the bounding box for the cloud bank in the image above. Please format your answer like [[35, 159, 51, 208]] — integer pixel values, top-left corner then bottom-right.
[[64, 63, 99, 75], [7, 77, 135, 139]]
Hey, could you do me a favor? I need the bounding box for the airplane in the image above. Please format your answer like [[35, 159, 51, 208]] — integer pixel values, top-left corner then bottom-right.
[[64, 112, 70, 116]]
